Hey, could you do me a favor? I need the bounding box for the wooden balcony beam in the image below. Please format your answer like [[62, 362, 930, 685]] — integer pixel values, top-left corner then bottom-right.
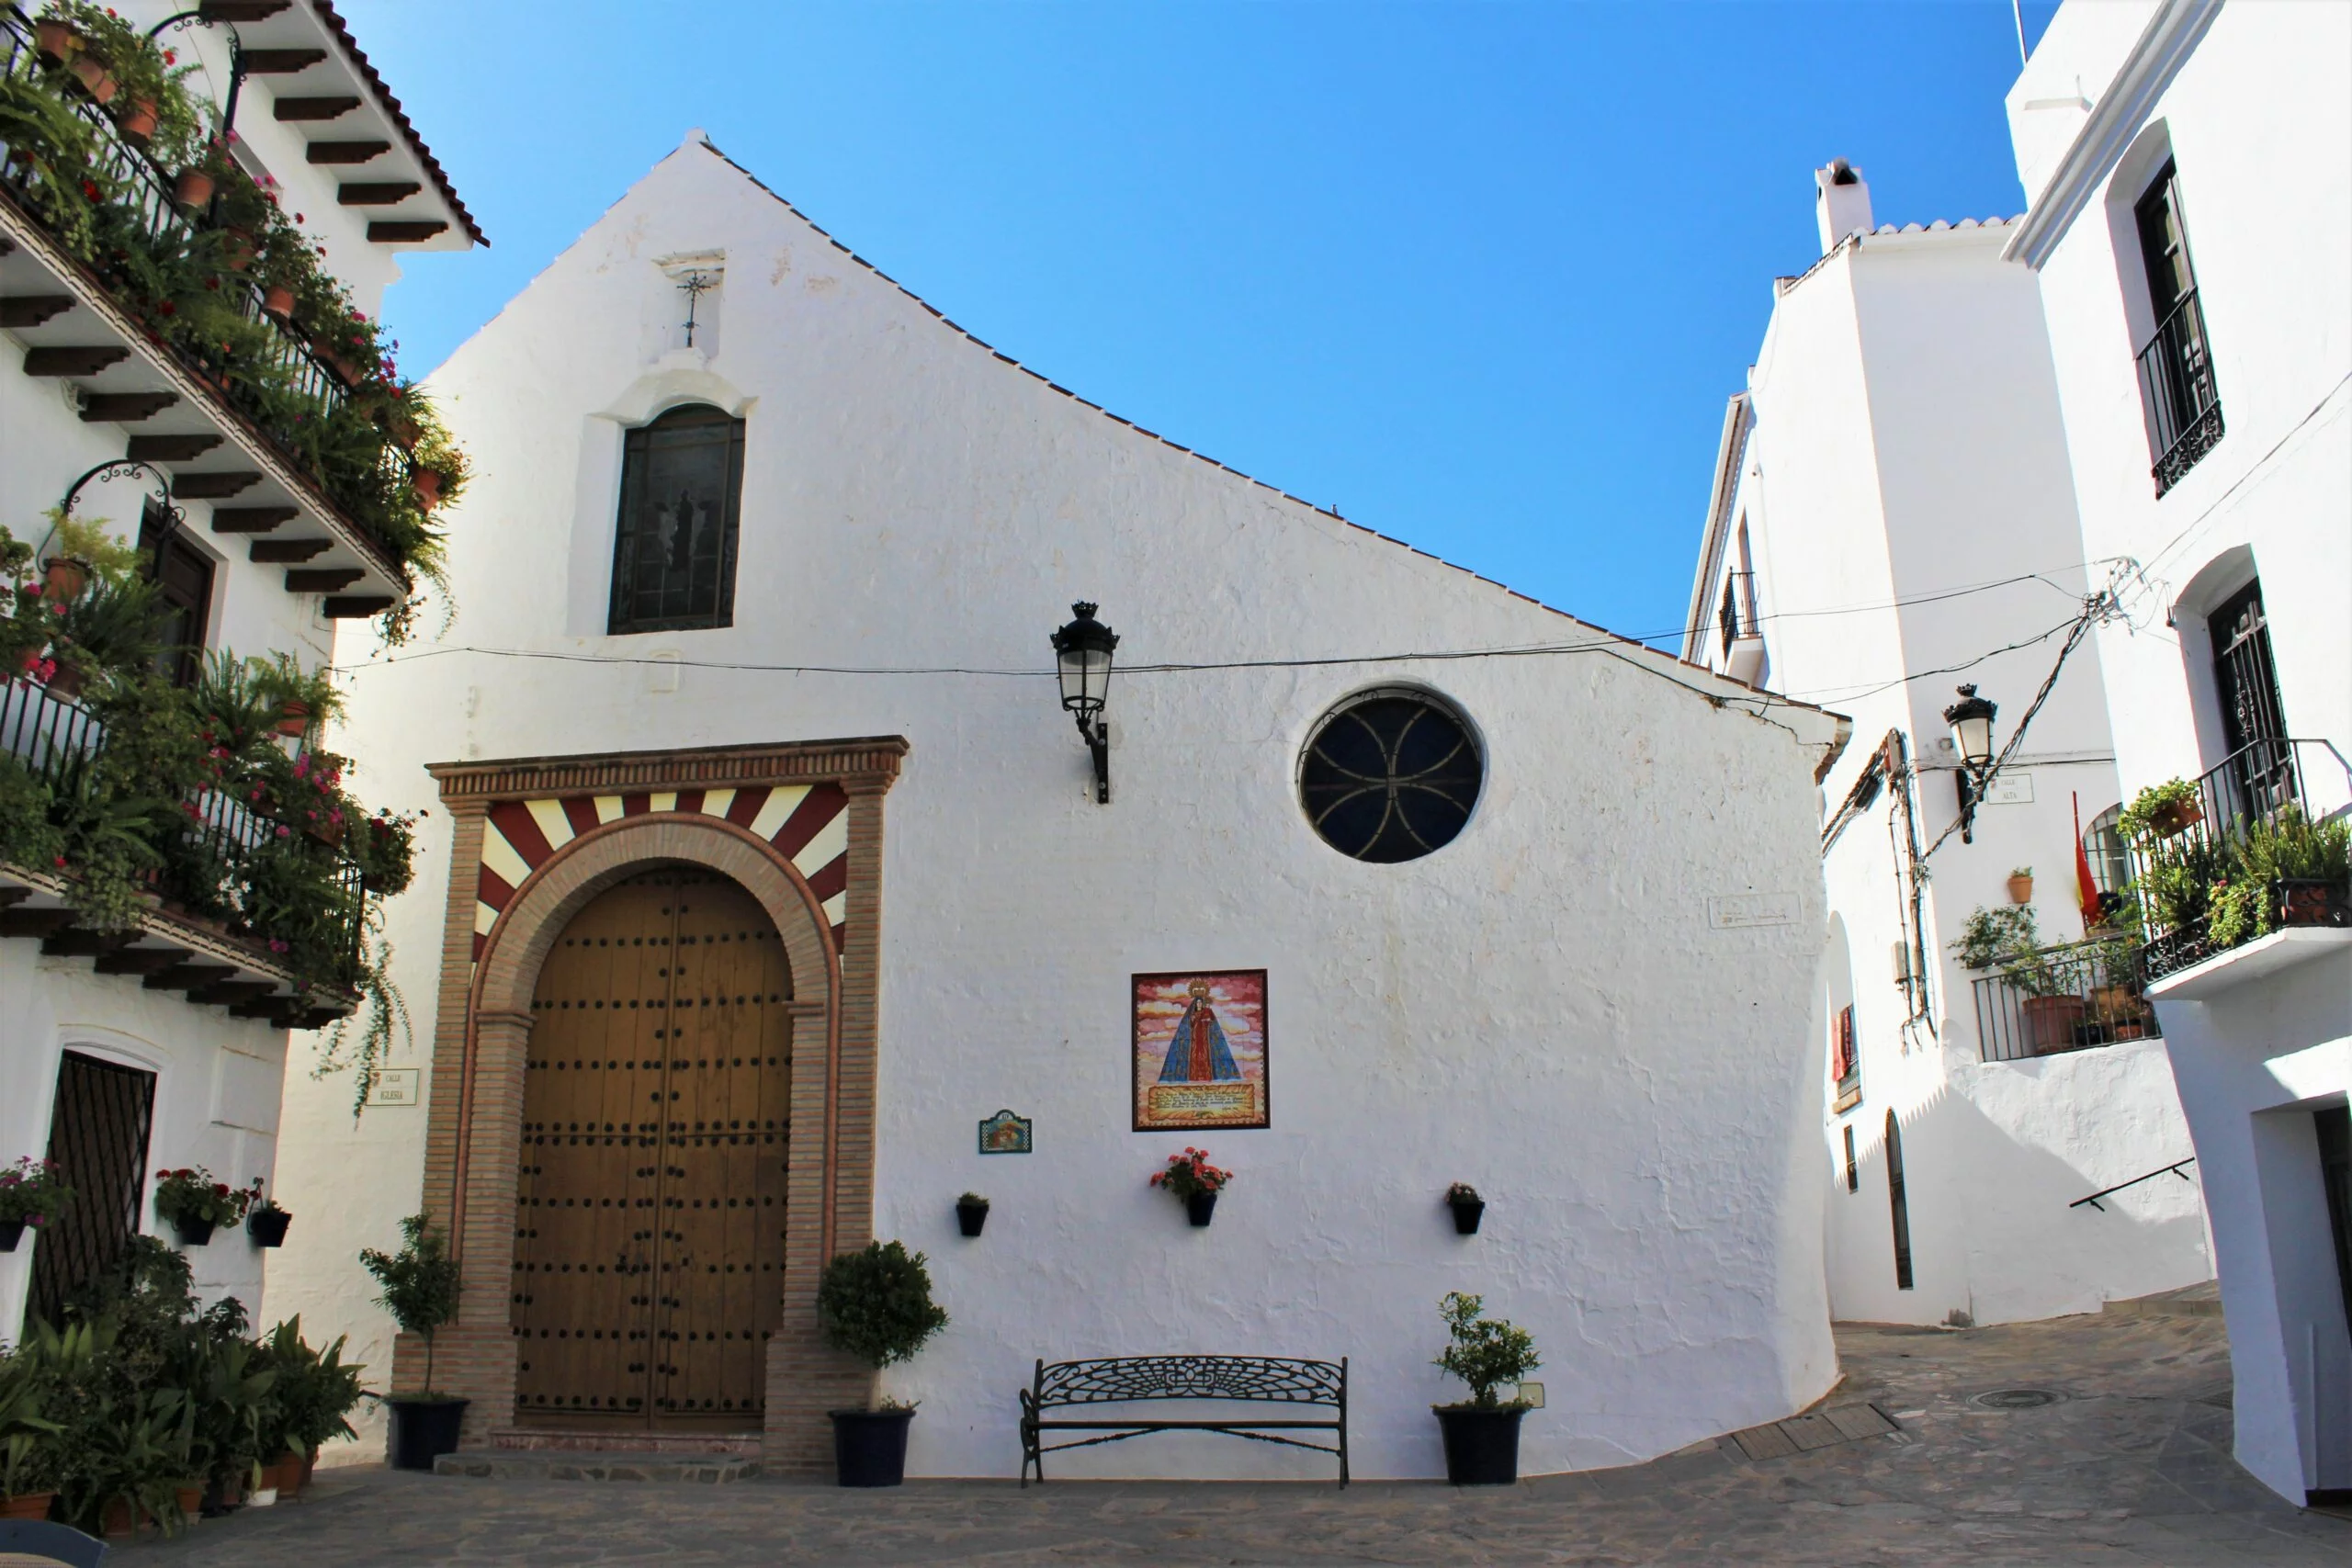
[[169, 470, 262, 500], [323, 594, 396, 619], [0, 908, 76, 941], [288, 568, 365, 592], [40, 927, 137, 958], [93, 945, 194, 976], [188, 978, 277, 1007], [0, 295, 75, 328], [368, 220, 449, 244], [24, 345, 129, 377], [209, 505, 298, 534], [198, 1, 293, 20], [145, 962, 232, 992], [79, 391, 177, 423], [339, 183, 423, 208], [127, 433, 222, 461], [241, 49, 327, 73], [248, 537, 333, 563], [307, 141, 391, 166], [275, 96, 362, 123]]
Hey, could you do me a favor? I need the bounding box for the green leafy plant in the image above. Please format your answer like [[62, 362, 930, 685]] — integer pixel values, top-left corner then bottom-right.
[[153, 1168, 250, 1232], [1433, 1292, 1541, 1410], [0, 1351, 61, 1500], [816, 1241, 949, 1379], [316, 929, 415, 1119], [1951, 905, 2040, 973], [258, 1317, 365, 1462], [0, 1156, 74, 1228], [2119, 779, 2202, 842], [1147, 1146, 1232, 1202], [360, 1213, 462, 1397]]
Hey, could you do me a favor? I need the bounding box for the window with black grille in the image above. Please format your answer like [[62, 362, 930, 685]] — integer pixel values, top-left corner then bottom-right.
[[1298, 689, 1482, 863], [137, 501, 212, 687], [27, 1052, 156, 1328], [606, 404, 745, 635]]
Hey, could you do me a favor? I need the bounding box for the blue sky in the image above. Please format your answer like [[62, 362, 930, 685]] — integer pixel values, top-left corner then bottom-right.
[[348, 0, 2058, 648]]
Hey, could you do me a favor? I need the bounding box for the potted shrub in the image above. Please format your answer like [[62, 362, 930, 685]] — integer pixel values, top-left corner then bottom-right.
[[0, 1362, 60, 1522], [1445, 1182, 1486, 1235], [34, 16, 79, 63], [245, 1183, 291, 1248], [258, 1318, 364, 1499], [354, 808, 422, 896], [0, 1156, 72, 1253], [1431, 1292, 1540, 1485], [2120, 779, 2204, 842], [408, 413, 471, 513], [2006, 866, 2033, 905], [816, 1241, 949, 1487], [36, 509, 139, 604], [359, 1213, 465, 1472], [955, 1192, 989, 1238], [153, 1168, 248, 1247], [1149, 1146, 1231, 1227]]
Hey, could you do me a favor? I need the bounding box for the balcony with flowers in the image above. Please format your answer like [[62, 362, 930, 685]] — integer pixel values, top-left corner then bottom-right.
[[0, 1, 473, 637]]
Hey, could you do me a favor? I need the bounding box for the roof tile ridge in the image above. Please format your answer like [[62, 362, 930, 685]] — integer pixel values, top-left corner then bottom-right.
[[309, 0, 486, 246]]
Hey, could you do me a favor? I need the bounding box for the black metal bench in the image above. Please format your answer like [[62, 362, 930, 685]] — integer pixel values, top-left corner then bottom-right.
[[1019, 1354, 1348, 1485]]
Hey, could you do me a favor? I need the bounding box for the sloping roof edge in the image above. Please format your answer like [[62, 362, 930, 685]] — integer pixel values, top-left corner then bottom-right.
[[310, 0, 487, 247], [680, 136, 1846, 753]]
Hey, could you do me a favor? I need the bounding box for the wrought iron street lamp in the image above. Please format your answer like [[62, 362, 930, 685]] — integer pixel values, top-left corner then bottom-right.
[[1942, 683, 1998, 843], [1051, 601, 1118, 804]]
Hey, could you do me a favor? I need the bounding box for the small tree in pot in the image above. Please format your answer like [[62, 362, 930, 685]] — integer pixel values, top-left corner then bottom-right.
[[1431, 1292, 1540, 1484], [359, 1213, 464, 1471], [817, 1241, 948, 1487]]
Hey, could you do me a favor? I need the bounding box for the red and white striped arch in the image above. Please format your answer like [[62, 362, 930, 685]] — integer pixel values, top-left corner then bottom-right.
[[472, 783, 851, 962]]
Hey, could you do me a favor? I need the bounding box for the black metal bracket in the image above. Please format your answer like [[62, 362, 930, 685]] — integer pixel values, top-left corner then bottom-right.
[[2070, 1157, 2196, 1212], [148, 11, 243, 137], [1075, 714, 1109, 804], [1955, 767, 1978, 844], [49, 459, 185, 558]]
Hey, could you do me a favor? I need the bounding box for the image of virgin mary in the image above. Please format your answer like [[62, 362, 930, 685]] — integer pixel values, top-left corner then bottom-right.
[[1158, 980, 1242, 1084]]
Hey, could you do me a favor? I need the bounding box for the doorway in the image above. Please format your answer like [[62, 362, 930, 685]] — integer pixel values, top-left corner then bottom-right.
[[511, 867, 792, 1429], [27, 1052, 157, 1329]]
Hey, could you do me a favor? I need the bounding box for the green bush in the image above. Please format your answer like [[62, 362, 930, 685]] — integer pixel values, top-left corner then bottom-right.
[[1433, 1292, 1540, 1410], [817, 1241, 949, 1374], [361, 1214, 462, 1396]]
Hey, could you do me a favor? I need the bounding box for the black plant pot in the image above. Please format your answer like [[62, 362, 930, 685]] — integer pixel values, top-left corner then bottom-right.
[[956, 1201, 989, 1237], [1185, 1191, 1217, 1227], [170, 1218, 216, 1247], [1435, 1404, 1525, 1485], [248, 1208, 292, 1247], [388, 1397, 469, 1472], [0, 1219, 23, 1252], [831, 1407, 915, 1487], [1450, 1199, 1486, 1235]]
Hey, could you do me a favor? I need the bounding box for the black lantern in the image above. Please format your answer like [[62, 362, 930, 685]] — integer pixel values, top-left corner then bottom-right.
[[1941, 683, 1999, 843], [1050, 601, 1118, 803]]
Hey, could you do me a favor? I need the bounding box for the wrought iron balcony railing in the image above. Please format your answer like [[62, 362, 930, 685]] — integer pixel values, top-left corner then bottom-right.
[[2129, 738, 2352, 983], [0, 675, 365, 977], [1969, 936, 2161, 1063], [2135, 288, 2223, 496]]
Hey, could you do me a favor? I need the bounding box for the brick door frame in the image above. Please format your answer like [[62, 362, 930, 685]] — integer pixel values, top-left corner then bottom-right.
[[402, 738, 905, 1472]]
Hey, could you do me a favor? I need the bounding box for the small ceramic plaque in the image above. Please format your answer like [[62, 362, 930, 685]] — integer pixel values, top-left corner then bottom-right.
[[978, 1110, 1033, 1154], [365, 1068, 421, 1107]]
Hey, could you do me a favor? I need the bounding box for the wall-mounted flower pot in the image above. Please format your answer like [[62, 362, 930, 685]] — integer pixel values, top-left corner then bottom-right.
[[169, 1218, 217, 1247], [0, 1220, 25, 1252], [831, 1408, 915, 1487], [248, 1207, 292, 1247], [387, 1396, 469, 1471], [1449, 1198, 1486, 1235], [117, 98, 159, 144], [41, 556, 89, 603], [173, 169, 215, 210], [956, 1199, 989, 1237], [220, 228, 256, 273], [2007, 874, 2033, 905], [1434, 1404, 1525, 1485], [410, 468, 444, 511], [262, 283, 297, 321], [34, 19, 78, 62], [2151, 797, 2204, 838], [274, 699, 310, 738], [45, 661, 88, 700], [67, 53, 117, 106], [1185, 1191, 1217, 1227]]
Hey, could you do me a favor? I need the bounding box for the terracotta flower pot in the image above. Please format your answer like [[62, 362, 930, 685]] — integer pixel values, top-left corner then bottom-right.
[[119, 97, 159, 143], [2277, 878, 2349, 929], [41, 555, 89, 603], [263, 283, 297, 321], [220, 227, 256, 272], [34, 19, 78, 62], [99, 1495, 138, 1537], [2007, 874, 2033, 905], [44, 661, 86, 700], [175, 168, 216, 210], [174, 1483, 203, 1521], [2021, 996, 2087, 1055], [68, 53, 118, 106], [275, 699, 311, 738], [0, 1491, 56, 1520], [410, 468, 444, 511], [2152, 797, 2204, 838]]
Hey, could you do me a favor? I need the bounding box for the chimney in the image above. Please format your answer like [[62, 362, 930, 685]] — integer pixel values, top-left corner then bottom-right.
[[1815, 159, 1872, 254]]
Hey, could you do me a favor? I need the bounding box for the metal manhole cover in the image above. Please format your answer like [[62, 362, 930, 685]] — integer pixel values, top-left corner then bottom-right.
[[1971, 1388, 2066, 1410]]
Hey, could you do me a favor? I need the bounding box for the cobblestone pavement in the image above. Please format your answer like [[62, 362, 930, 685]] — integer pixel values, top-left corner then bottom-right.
[[122, 1309, 2352, 1565]]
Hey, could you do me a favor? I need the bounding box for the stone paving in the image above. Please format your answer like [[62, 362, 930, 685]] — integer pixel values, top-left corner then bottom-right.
[[120, 1307, 2352, 1565]]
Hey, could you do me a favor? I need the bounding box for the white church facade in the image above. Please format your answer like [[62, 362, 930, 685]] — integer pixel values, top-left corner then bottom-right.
[[264, 133, 1856, 1479]]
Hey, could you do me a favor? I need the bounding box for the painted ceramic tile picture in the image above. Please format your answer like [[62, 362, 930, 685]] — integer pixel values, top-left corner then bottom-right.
[[1132, 969, 1269, 1132], [978, 1109, 1034, 1154]]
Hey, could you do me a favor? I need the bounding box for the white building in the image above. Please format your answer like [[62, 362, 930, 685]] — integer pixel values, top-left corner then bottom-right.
[[1683, 162, 2210, 1330], [2003, 0, 2351, 1507], [2, 0, 474, 1338], [264, 132, 1860, 1481]]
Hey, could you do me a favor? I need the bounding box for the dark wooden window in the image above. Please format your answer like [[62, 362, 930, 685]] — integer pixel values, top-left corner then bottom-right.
[[1844, 1124, 1859, 1194], [2132, 161, 2222, 492], [137, 502, 213, 686], [1885, 1109, 1914, 1291], [2208, 579, 2293, 815], [2133, 162, 2197, 321], [1298, 690, 1482, 863], [26, 1052, 156, 1329], [607, 404, 745, 635]]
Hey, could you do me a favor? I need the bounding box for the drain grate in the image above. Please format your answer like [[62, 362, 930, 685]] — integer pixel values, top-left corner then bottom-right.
[[1971, 1388, 2066, 1410]]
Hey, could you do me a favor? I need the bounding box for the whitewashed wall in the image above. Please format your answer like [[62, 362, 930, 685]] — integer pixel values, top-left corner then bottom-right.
[[1694, 188, 2208, 1328], [271, 135, 1852, 1480], [2007, 0, 2352, 1505]]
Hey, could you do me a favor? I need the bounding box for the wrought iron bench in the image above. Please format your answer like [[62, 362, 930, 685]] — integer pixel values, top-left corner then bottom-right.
[[1019, 1354, 1348, 1485]]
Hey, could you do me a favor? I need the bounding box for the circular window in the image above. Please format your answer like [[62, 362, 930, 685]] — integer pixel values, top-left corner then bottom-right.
[[1298, 689, 1483, 863]]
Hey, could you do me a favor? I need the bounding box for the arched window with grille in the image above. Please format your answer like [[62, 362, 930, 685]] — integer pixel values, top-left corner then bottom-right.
[[607, 403, 745, 634]]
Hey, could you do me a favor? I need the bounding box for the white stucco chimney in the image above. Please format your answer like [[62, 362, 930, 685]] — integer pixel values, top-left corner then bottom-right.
[[1815, 159, 1872, 254]]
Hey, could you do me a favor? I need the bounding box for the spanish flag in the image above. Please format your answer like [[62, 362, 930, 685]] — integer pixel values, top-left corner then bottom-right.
[[2073, 792, 2102, 929]]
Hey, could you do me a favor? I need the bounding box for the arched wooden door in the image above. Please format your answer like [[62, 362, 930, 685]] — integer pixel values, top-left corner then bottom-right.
[[513, 867, 792, 1429]]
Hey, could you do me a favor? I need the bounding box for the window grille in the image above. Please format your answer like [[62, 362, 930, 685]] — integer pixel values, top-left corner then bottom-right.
[[27, 1053, 156, 1328], [1297, 690, 1482, 863], [607, 405, 745, 635], [1843, 1125, 1858, 1194], [2132, 162, 2223, 493], [1885, 1110, 1913, 1291]]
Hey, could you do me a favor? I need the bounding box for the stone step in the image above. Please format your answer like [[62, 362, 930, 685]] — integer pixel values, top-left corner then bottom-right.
[[2103, 1280, 2222, 1319], [435, 1450, 762, 1483]]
